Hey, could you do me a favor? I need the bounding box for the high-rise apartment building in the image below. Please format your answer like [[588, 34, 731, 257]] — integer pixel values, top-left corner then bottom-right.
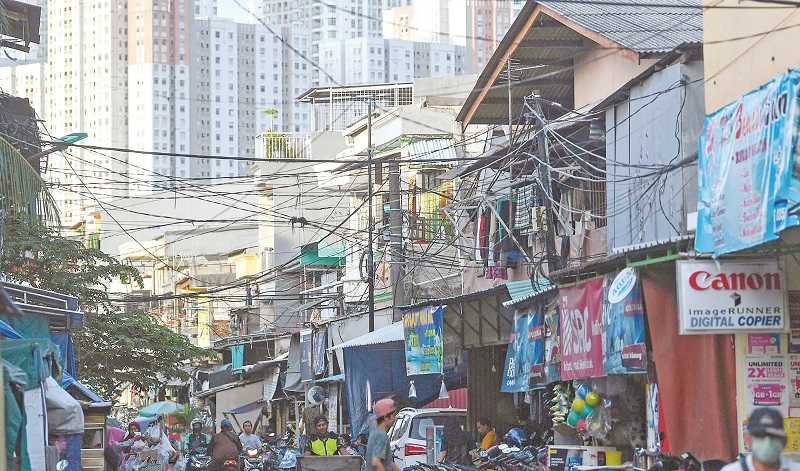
[[127, 0, 193, 193], [44, 0, 129, 226], [190, 17, 283, 177], [465, 0, 525, 72]]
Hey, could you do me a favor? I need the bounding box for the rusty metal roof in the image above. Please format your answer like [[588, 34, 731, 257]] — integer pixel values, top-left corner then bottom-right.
[[456, 0, 702, 126]]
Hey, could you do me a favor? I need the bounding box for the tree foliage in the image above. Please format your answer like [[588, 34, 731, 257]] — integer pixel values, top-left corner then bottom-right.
[[0, 214, 211, 398]]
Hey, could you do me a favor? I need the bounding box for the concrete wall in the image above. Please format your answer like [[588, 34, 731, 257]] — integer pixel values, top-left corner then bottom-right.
[[573, 48, 657, 111], [215, 381, 263, 431], [703, 0, 800, 113], [605, 61, 705, 252]]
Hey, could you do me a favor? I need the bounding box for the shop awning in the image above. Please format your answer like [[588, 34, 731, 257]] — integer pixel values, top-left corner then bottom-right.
[[502, 278, 555, 307], [329, 322, 404, 350], [315, 374, 344, 384], [60, 372, 105, 403]]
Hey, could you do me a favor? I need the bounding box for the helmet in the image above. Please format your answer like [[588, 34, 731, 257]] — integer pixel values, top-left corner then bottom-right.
[[220, 418, 233, 430], [191, 419, 203, 432], [504, 428, 528, 447]]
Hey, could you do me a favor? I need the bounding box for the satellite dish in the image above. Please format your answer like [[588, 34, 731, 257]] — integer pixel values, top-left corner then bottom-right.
[[306, 386, 327, 406]]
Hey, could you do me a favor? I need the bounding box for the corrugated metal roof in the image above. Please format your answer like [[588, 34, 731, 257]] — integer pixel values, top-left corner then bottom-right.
[[329, 322, 404, 350], [406, 138, 457, 162], [539, 0, 702, 54], [503, 278, 555, 307]]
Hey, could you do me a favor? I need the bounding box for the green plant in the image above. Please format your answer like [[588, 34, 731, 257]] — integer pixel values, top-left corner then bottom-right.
[[0, 136, 59, 225]]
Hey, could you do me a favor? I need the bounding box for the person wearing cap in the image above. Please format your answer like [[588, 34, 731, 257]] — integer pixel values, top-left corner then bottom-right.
[[208, 418, 242, 471], [366, 397, 401, 471], [722, 408, 800, 471]]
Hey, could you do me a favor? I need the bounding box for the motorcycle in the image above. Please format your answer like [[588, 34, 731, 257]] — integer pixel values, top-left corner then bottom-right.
[[264, 431, 301, 470], [222, 456, 239, 471], [241, 446, 266, 471], [185, 446, 211, 471]]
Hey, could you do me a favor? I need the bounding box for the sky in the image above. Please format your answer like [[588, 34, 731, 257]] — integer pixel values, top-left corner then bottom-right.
[[217, 2, 256, 23]]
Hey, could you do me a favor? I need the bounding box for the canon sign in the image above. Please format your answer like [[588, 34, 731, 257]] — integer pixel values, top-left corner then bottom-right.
[[688, 271, 782, 291], [677, 259, 787, 335]]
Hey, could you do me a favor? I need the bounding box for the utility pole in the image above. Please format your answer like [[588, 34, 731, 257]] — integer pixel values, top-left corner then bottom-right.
[[527, 95, 561, 273], [367, 100, 375, 332], [388, 158, 406, 322]]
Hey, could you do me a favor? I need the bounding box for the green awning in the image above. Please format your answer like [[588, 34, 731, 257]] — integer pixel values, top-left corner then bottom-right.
[[300, 241, 345, 267], [503, 278, 555, 307]]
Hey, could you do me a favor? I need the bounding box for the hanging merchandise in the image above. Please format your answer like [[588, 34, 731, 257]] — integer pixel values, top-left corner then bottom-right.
[[544, 308, 561, 384], [549, 382, 572, 427], [409, 380, 417, 399], [604, 268, 647, 374], [559, 278, 605, 380]]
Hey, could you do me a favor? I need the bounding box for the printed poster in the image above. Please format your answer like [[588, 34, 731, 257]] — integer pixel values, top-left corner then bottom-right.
[[790, 291, 800, 353], [695, 69, 800, 255], [604, 268, 647, 374], [404, 306, 444, 375], [501, 311, 545, 392], [790, 355, 800, 409], [559, 277, 605, 380], [544, 311, 561, 384], [745, 355, 789, 416], [785, 418, 800, 453], [747, 334, 782, 355]]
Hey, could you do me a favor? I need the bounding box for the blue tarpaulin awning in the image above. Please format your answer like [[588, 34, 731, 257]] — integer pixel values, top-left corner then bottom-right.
[[226, 399, 266, 415], [503, 278, 555, 307], [315, 374, 344, 384]]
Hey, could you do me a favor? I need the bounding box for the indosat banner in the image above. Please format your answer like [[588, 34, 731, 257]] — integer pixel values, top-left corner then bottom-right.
[[676, 259, 788, 334], [695, 69, 800, 256]]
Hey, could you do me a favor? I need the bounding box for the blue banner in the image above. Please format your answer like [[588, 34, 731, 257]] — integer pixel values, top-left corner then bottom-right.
[[404, 306, 444, 375], [696, 69, 800, 255], [501, 311, 545, 392], [603, 268, 647, 374]]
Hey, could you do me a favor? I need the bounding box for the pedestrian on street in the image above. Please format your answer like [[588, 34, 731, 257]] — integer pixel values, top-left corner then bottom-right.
[[365, 397, 400, 471], [722, 408, 800, 471], [239, 420, 262, 450], [208, 419, 242, 471]]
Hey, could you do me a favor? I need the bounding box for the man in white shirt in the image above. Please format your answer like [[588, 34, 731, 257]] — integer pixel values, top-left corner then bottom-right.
[[722, 408, 800, 471], [238, 421, 262, 450]]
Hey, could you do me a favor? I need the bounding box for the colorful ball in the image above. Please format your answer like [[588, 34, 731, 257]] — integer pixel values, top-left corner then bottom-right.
[[567, 410, 580, 427], [576, 384, 589, 399], [572, 398, 586, 414], [586, 391, 601, 407], [580, 404, 594, 418]]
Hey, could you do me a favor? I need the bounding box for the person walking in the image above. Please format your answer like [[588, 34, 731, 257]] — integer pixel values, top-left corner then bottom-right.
[[722, 408, 800, 471], [208, 419, 242, 471], [365, 398, 400, 471]]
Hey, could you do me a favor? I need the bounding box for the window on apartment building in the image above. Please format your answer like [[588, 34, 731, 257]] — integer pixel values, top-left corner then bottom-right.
[[215, 31, 220, 38]]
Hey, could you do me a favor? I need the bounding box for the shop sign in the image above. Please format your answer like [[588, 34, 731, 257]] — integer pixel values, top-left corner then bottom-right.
[[559, 277, 604, 380], [501, 311, 545, 392], [695, 70, 800, 256], [403, 306, 444, 375], [789, 291, 800, 353], [604, 269, 647, 374], [677, 259, 788, 334]]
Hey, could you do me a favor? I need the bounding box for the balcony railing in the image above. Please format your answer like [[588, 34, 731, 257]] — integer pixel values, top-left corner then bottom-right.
[[256, 132, 312, 160]]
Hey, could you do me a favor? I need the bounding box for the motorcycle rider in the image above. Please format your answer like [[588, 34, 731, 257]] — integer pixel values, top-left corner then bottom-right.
[[239, 420, 263, 451], [722, 408, 800, 471], [183, 419, 211, 455], [304, 416, 339, 457], [208, 419, 242, 471]]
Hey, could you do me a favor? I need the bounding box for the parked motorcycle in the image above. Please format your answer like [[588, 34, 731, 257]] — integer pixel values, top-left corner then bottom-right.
[[263, 431, 301, 470], [222, 456, 239, 471]]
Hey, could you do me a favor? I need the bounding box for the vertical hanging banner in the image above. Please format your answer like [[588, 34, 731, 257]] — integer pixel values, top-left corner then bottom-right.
[[300, 329, 313, 381], [559, 277, 605, 380], [404, 306, 444, 375], [313, 330, 327, 376], [604, 268, 647, 374], [695, 70, 800, 255], [501, 311, 545, 392]]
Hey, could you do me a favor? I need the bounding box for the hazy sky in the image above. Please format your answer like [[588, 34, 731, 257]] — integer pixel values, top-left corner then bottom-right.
[[217, 2, 254, 23]]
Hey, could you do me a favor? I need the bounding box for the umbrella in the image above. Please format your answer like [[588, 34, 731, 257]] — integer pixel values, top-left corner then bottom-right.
[[138, 401, 182, 417]]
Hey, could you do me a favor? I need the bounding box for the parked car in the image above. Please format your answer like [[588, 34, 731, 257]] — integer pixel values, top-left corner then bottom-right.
[[387, 408, 467, 469]]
